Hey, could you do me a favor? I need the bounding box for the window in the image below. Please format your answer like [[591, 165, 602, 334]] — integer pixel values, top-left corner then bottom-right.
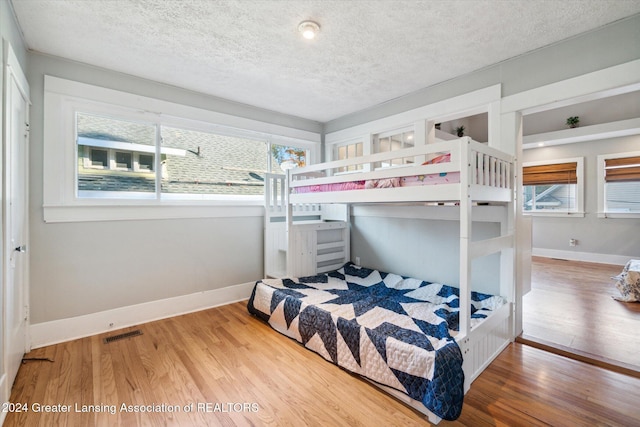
[[598, 151, 640, 217], [89, 148, 108, 168], [138, 154, 154, 171], [522, 158, 583, 216], [373, 128, 415, 168], [271, 143, 307, 172], [115, 152, 132, 170], [333, 140, 363, 172], [77, 113, 159, 196], [44, 76, 320, 222], [76, 115, 313, 199], [160, 125, 269, 197]]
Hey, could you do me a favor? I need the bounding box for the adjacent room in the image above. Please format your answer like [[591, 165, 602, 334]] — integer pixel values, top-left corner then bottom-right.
[[519, 93, 640, 374], [1, 1, 639, 425]]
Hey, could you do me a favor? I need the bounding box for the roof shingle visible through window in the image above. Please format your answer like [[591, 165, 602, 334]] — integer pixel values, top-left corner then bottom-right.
[[77, 114, 281, 195]]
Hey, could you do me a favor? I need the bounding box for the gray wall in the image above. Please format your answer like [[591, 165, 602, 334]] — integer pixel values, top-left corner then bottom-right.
[[27, 53, 321, 324], [324, 14, 640, 134], [523, 135, 640, 259], [351, 215, 501, 295], [1, 1, 27, 68]]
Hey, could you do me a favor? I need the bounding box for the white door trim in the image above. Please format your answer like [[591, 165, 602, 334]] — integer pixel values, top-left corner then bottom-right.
[[2, 40, 30, 407]]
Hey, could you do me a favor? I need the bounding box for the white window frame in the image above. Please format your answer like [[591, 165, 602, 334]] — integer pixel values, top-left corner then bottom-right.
[[86, 147, 108, 169], [522, 157, 584, 217], [372, 126, 417, 168], [329, 137, 366, 174], [135, 152, 155, 172], [597, 150, 640, 219], [43, 76, 320, 222]]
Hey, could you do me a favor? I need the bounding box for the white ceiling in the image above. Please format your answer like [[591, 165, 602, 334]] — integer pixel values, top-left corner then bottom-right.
[[11, 0, 640, 123]]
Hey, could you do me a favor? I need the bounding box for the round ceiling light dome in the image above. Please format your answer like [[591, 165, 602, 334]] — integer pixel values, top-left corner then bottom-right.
[[298, 21, 320, 40]]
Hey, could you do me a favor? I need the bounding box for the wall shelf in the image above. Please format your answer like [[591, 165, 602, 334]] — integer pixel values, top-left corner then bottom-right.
[[523, 118, 640, 150]]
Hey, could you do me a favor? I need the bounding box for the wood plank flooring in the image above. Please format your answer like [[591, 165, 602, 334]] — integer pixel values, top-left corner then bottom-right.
[[7, 301, 640, 426], [522, 257, 640, 373]]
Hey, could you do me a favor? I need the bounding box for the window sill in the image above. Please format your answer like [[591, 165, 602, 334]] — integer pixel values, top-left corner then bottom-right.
[[43, 201, 264, 223], [597, 212, 640, 219], [523, 211, 585, 218]]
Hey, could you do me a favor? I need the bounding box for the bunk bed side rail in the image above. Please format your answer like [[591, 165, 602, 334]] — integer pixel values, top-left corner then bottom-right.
[[467, 141, 513, 190], [291, 139, 463, 176], [287, 137, 515, 194], [264, 173, 324, 220]]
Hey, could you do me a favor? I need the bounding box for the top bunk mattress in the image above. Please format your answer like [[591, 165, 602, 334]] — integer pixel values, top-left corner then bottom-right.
[[292, 171, 460, 194], [292, 153, 458, 195], [247, 262, 505, 420]]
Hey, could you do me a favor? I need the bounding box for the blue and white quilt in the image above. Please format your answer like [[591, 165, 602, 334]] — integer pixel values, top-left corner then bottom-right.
[[247, 262, 505, 420]]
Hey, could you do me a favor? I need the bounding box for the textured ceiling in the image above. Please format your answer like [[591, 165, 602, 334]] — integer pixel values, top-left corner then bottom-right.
[[11, 0, 640, 122]]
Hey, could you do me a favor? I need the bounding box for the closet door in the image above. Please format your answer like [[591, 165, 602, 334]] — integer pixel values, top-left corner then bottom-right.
[[2, 41, 31, 403]]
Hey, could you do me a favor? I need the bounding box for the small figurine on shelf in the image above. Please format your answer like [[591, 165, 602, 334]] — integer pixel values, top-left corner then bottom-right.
[[455, 126, 465, 137], [566, 116, 580, 128]]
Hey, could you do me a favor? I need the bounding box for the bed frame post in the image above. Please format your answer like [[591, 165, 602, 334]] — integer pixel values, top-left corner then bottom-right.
[[285, 169, 293, 277], [459, 137, 472, 340]]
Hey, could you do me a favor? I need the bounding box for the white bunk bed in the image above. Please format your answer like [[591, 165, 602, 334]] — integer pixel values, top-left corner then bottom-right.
[[255, 136, 515, 424]]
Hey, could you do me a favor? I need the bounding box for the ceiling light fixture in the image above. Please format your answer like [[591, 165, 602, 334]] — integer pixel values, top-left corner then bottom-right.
[[298, 20, 320, 40]]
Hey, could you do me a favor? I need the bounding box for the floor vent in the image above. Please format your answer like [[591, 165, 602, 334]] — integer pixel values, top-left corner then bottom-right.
[[103, 329, 143, 344]]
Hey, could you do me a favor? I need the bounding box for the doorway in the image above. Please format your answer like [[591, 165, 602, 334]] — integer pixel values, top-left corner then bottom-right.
[[517, 88, 640, 375]]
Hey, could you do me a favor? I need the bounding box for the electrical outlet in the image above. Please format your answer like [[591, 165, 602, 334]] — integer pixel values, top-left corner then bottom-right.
[[355, 256, 361, 265], [569, 239, 577, 247]]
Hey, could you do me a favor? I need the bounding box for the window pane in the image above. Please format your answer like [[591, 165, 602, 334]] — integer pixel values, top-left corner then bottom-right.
[[90, 149, 107, 168], [402, 132, 415, 164], [379, 137, 390, 153], [374, 130, 414, 167], [522, 186, 533, 211], [161, 126, 267, 196], [271, 144, 307, 173], [391, 135, 402, 165], [523, 184, 576, 211], [605, 181, 640, 212], [347, 143, 356, 159], [403, 131, 414, 148], [77, 113, 156, 195], [115, 151, 132, 170], [346, 144, 357, 171], [337, 145, 347, 160], [138, 154, 154, 171], [337, 145, 347, 173]]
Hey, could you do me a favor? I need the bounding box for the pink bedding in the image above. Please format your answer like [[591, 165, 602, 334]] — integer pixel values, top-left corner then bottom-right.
[[292, 172, 460, 194], [292, 153, 460, 194]]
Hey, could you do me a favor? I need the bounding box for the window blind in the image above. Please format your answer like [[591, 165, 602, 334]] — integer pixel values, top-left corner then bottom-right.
[[604, 156, 640, 182], [523, 162, 577, 186]]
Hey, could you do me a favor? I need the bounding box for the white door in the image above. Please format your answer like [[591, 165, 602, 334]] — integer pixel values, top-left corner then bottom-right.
[[3, 42, 30, 401]]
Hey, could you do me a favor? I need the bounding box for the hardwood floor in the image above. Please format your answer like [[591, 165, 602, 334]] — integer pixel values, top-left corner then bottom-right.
[[522, 257, 640, 374], [6, 301, 640, 426]]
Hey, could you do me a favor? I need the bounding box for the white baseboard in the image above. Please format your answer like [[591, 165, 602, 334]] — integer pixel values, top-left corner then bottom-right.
[[29, 281, 256, 349], [532, 248, 634, 266]]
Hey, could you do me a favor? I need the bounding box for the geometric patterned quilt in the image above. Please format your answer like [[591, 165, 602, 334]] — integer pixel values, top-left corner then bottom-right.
[[247, 262, 505, 420]]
